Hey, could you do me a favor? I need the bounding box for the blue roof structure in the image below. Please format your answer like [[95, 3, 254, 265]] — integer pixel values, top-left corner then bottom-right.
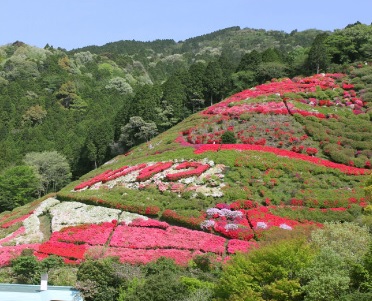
[[0, 283, 82, 301]]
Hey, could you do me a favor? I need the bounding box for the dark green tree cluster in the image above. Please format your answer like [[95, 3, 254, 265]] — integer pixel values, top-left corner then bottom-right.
[[75, 256, 220, 301]]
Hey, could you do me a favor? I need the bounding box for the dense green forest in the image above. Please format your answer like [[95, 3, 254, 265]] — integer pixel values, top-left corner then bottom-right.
[[1, 22, 372, 209]]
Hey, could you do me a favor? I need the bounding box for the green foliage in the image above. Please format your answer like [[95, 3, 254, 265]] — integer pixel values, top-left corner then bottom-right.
[[300, 249, 350, 301], [116, 258, 190, 301], [306, 33, 330, 73], [216, 239, 315, 300], [0, 165, 39, 211], [24, 151, 71, 195], [221, 131, 237, 144], [203, 61, 224, 106], [310, 222, 371, 264], [118, 116, 158, 150], [11, 253, 66, 285], [11, 255, 41, 284], [299, 223, 372, 300], [256, 62, 288, 82], [48, 266, 78, 286], [76, 257, 126, 301]]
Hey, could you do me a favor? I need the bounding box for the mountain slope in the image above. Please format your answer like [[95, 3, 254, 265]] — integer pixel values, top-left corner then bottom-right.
[[0, 65, 371, 268]]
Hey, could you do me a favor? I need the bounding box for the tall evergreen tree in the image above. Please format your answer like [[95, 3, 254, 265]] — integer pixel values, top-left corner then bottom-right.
[[236, 50, 262, 72], [306, 33, 330, 74], [203, 61, 224, 106], [161, 74, 187, 121]]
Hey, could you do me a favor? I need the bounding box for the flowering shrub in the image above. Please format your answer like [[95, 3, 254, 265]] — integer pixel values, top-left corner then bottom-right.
[[129, 218, 169, 229], [194, 144, 370, 175], [0, 244, 39, 266], [110, 224, 226, 254], [247, 206, 300, 231], [38, 241, 88, 260], [166, 162, 210, 181], [74, 163, 147, 190], [1, 213, 33, 229], [49, 201, 122, 232], [0, 227, 25, 246], [227, 239, 258, 254], [136, 162, 173, 182], [73, 159, 224, 197], [49, 222, 115, 245]]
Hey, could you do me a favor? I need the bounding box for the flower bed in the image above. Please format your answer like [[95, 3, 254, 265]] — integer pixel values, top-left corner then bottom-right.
[[74, 163, 148, 190], [37, 241, 88, 260], [1, 213, 33, 229], [247, 206, 300, 230], [0, 227, 25, 246], [166, 162, 210, 181], [49, 201, 121, 232], [136, 162, 173, 182], [48, 222, 115, 245], [73, 159, 224, 197], [110, 224, 226, 254], [227, 239, 258, 254], [128, 218, 169, 229], [0, 244, 40, 266], [194, 144, 370, 175]]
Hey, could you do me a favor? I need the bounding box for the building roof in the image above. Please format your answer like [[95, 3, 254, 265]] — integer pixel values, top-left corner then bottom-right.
[[0, 283, 82, 301]]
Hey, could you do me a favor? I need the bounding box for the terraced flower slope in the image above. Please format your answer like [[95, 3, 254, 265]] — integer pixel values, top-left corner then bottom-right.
[[1, 66, 371, 267]]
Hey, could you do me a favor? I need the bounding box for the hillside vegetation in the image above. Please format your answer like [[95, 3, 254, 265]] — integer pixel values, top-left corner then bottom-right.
[[1, 22, 372, 301]]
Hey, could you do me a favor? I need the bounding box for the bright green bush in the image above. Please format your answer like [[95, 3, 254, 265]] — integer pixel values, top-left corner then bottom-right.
[[215, 239, 315, 300]]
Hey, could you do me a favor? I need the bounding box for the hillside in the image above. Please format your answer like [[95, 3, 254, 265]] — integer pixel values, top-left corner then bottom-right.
[[1, 64, 371, 270], [1, 22, 371, 185], [1, 24, 372, 300]]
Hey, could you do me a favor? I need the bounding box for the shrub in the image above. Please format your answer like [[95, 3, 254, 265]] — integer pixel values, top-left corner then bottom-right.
[[11, 255, 40, 284], [221, 131, 236, 144]]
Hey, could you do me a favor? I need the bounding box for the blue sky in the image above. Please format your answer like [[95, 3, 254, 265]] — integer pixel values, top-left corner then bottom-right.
[[1, 0, 371, 50]]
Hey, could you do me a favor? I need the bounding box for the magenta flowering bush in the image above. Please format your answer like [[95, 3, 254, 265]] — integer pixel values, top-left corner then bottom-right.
[[48, 222, 115, 245], [110, 224, 226, 254], [227, 239, 258, 254], [0, 244, 40, 266]]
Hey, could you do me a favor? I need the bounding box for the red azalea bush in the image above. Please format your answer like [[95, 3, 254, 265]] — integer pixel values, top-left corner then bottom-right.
[[136, 162, 174, 182], [1, 213, 33, 228], [38, 241, 88, 260], [49, 222, 115, 245], [75, 163, 148, 190], [166, 162, 210, 181]]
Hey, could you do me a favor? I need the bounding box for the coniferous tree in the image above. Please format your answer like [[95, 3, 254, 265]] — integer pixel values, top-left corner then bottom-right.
[[306, 33, 330, 74]]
